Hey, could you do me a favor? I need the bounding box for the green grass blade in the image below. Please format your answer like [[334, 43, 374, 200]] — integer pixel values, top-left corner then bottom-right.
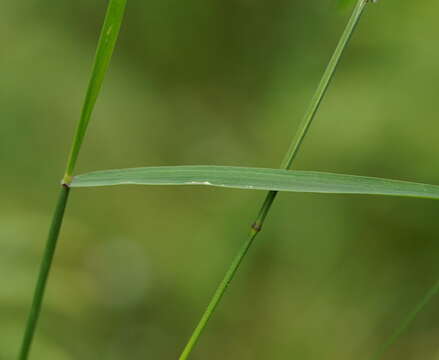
[[63, 0, 128, 184], [70, 166, 439, 200], [371, 279, 439, 360]]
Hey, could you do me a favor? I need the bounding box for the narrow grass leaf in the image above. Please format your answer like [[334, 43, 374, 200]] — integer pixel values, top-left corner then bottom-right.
[[70, 166, 439, 200], [63, 0, 128, 183]]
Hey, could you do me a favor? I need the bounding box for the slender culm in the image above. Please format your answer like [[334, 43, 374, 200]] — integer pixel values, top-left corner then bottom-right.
[[18, 1, 128, 359], [18, 187, 70, 360], [371, 279, 439, 360], [178, 1, 372, 359]]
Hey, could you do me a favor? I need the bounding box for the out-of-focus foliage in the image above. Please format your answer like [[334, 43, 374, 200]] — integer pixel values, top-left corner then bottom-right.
[[337, 0, 355, 10], [2, 1, 439, 359]]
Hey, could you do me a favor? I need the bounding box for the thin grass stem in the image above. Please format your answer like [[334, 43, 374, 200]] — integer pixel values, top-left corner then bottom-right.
[[178, 232, 258, 360], [178, 1, 372, 358], [18, 186, 70, 360], [371, 279, 439, 360], [18, 1, 128, 359]]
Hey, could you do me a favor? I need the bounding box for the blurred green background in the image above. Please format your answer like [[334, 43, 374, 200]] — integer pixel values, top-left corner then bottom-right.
[[2, 0, 439, 359]]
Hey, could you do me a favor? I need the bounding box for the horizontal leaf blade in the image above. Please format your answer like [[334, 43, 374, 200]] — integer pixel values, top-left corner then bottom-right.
[[71, 166, 439, 200]]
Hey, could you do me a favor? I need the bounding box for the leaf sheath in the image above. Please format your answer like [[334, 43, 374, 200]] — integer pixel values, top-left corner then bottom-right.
[[18, 187, 70, 360]]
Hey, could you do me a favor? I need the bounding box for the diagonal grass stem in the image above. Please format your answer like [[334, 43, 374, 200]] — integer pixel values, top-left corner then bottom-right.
[[178, 1, 372, 359], [370, 279, 439, 360]]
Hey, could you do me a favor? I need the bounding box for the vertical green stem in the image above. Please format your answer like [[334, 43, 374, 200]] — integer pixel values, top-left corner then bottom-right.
[[18, 1, 128, 359], [178, 1, 371, 359], [18, 186, 70, 360]]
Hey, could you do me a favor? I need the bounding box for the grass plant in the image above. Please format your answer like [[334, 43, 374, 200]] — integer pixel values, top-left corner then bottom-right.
[[177, 1, 371, 358], [18, 1, 128, 359], [18, 0, 439, 359]]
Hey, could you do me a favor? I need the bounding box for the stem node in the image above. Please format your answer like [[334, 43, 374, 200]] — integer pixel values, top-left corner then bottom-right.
[[251, 222, 262, 233], [177, 1, 371, 358], [61, 176, 72, 188]]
